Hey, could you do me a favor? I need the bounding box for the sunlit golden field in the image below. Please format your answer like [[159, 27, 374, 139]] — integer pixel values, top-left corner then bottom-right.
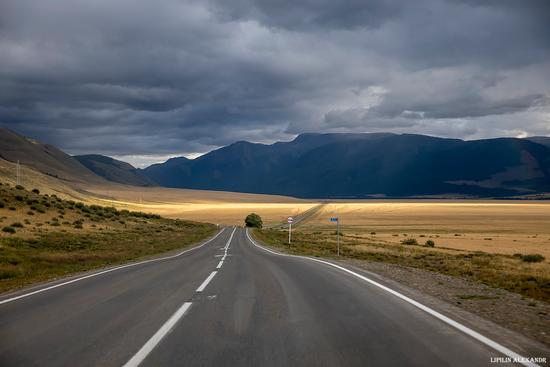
[[0, 159, 316, 226], [83, 185, 316, 226], [302, 202, 550, 258], [3, 157, 549, 255]]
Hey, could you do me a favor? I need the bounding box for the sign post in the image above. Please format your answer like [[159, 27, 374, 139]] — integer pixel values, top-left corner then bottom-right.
[[330, 217, 340, 256], [287, 217, 293, 245]]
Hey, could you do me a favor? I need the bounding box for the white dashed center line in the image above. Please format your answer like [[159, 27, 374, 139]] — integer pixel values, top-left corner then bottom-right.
[[123, 227, 236, 367]]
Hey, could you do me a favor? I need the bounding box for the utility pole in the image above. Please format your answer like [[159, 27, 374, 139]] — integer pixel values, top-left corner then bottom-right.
[[287, 216, 293, 245], [330, 216, 340, 256], [337, 218, 340, 256], [16, 160, 20, 186]]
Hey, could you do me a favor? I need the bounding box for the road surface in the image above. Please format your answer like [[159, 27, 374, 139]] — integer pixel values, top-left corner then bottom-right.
[[271, 202, 327, 229], [0, 227, 533, 366]]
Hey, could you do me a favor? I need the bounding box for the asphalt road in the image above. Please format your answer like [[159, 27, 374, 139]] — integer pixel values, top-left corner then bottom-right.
[[0, 227, 532, 366]]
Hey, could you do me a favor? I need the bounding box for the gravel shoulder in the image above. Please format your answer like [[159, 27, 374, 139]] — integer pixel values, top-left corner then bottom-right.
[[341, 258, 550, 359]]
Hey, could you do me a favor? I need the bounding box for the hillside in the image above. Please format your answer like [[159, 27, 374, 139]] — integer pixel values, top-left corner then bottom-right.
[[0, 128, 105, 184], [144, 133, 550, 198], [75, 154, 156, 187], [0, 182, 215, 293], [528, 136, 550, 148]]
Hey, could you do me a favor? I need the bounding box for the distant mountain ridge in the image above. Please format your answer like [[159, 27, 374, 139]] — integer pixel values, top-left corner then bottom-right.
[[0, 127, 105, 184], [527, 136, 550, 148], [2, 127, 549, 198], [75, 154, 155, 186], [0, 127, 153, 187], [143, 133, 550, 198]]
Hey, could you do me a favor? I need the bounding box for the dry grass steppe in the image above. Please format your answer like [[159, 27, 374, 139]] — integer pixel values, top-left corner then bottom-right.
[[254, 202, 550, 304], [0, 157, 315, 226], [0, 182, 216, 293], [304, 202, 550, 258]]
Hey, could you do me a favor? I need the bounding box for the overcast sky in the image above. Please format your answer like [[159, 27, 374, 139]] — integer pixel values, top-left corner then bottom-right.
[[1, 0, 549, 167]]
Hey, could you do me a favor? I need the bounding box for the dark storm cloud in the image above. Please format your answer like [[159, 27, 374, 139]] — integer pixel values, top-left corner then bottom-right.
[[207, 0, 403, 30], [0, 0, 549, 164]]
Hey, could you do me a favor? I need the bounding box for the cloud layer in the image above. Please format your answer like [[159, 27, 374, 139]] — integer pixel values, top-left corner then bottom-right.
[[1, 0, 549, 165]]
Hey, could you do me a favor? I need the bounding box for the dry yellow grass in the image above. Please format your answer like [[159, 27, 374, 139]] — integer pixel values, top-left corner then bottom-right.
[[4, 157, 549, 251], [80, 185, 316, 226], [0, 158, 316, 226], [0, 158, 91, 201], [304, 202, 550, 258]]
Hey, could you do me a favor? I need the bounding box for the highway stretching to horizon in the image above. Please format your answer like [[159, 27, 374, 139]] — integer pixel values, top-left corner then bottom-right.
[[0, 227, 540, 366]]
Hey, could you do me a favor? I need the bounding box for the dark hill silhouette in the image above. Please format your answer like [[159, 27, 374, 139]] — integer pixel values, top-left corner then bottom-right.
[[0, 127, 104, 184], [143, 133, 550, 198], [75, 155, 156, 187]]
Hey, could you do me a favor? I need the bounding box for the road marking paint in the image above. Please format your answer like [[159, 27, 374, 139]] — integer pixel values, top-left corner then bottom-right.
[[224, 228, 236, 250], [245, 229, 540, 367], [123, 302, 193, 367], [217, 227, 235, 265], [123, 228, 235, 367], [196, 271, 217, 292], [0, 228, 227, 306]]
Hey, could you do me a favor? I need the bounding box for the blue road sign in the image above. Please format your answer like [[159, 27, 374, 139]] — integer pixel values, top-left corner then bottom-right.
[[330, 217, 338, 222]]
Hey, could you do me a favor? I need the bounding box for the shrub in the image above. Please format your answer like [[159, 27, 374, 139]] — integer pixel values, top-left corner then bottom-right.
[[2, 226, 16, 233], [8, 207, 16, 211], [11, 222, 24, 228], [425, 240, 435, 247], [15, 185, 24, 190], [27, 210, 34, 216], [32, 188, 40, 194], [74, 223, 83, 229], [520, 254, 545, 263], [245, 213, 263, 228], [0, 202, 4, 208], [401, 238, 418, 246], [370, 232, 376, 235], [15, 195, 24, 201]]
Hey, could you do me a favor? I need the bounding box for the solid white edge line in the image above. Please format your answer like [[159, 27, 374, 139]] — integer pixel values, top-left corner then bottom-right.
[[245, 229, 540, 367], [0, 228, 227, 306], [196, 271, 217, 292], [123, 302, 193, 367]]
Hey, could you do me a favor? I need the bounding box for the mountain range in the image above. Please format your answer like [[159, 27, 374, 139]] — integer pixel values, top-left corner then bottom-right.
[[1, 127, 550, 198], [143, 133, 550, 198]]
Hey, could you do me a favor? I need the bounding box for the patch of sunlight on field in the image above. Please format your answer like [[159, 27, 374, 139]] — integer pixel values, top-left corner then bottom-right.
[[304, 202, 550, 258], [156, 203, 317, 225], [81, 185, 315, 225]]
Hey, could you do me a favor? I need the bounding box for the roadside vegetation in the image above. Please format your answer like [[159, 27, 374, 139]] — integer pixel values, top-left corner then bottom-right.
[[253, 228, 550, 303], [0, 183, 216, 293], [245, 213, 263, 228]]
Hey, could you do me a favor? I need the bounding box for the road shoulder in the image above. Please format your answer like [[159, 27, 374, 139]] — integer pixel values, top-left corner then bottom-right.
[[249, 229, 550, 361]]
